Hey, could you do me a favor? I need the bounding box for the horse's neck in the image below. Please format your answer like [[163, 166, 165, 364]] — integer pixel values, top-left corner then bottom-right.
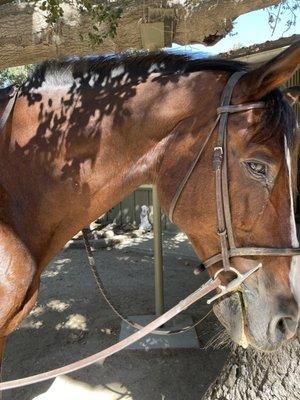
[[6, 71, 212, 268]]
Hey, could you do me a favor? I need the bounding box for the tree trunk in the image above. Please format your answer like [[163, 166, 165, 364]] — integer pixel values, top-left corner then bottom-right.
[[0, 0, 281, 69], [202, 336, 300, 400]]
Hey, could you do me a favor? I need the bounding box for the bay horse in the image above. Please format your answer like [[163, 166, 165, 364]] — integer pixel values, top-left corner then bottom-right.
[[0, 42, 299, 359]]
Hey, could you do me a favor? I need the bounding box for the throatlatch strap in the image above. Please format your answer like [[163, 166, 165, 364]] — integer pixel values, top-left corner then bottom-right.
[[168, 115, 221, 223], [0, 87, 18, 132]]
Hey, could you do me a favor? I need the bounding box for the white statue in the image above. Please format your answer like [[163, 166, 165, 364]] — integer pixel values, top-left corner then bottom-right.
[[139, 205, 152, 232]]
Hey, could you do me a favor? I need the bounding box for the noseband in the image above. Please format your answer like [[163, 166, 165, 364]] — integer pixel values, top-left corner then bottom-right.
[[169, 71, 300, 291]]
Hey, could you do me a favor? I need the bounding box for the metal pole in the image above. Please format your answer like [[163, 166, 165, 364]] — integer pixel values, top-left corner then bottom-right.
[[152, 185, 164, 316]]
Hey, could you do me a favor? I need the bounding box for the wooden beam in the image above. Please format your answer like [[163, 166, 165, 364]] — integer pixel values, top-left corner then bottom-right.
[[0, 0, 281, 69]]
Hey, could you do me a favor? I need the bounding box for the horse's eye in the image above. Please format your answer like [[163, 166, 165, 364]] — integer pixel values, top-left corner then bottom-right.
[[245, 161, 267, 178]]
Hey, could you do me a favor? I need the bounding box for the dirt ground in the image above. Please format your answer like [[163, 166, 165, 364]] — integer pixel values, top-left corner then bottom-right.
[[2, 233, 229, 400]]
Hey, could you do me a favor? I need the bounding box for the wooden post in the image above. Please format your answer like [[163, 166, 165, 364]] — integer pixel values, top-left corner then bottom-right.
[[152, 185, 164, 316]]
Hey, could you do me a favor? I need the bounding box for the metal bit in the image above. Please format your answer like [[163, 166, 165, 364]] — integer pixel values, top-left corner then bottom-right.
[[207, 263, 262, 304]]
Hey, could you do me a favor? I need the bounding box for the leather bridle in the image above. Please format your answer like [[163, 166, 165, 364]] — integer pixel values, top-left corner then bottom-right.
[[169, 70, 300, 302], [0, 86, 19, 132]]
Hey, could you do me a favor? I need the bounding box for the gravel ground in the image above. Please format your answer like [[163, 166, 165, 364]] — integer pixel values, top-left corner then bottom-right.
[[2, 233, 229, 400]]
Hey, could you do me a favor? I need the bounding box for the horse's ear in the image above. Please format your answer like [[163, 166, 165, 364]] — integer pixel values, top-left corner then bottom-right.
[[235, 41, 300, 102], [283, 86, 300, 106]]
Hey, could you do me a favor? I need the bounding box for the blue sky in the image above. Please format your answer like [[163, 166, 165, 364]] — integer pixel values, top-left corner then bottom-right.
[[173, 5, 300, 55]]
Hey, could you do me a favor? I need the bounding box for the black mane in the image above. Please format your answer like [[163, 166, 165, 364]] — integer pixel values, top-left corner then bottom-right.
[[28, 52, 248, 87], [26, 51, 298, 153]]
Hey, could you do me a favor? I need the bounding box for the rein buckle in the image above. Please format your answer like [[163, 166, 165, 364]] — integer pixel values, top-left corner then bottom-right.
[[207, 263, 262, 304]]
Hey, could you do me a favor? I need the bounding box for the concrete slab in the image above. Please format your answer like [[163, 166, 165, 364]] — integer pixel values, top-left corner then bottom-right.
[[119, 315, 199, 350], [33, 376, 131, 400]]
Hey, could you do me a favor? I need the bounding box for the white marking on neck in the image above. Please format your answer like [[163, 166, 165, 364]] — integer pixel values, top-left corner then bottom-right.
[[88, 73, 99, 87], [285, 136, 300, 307], [110, 65, 125, 79]]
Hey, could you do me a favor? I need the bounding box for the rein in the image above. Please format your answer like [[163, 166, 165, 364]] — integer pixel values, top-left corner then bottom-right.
[[0, 278, 220, 391], [82, 229, 207, 335], [0, 71, 299, 391]]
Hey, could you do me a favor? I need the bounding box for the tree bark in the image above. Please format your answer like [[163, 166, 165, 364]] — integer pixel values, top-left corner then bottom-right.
[[202, 336, 300, 400], [0, 0, 281, 69]]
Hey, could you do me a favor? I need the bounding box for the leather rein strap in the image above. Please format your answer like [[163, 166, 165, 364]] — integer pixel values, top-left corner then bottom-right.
[[82, 228, 207, 336], [169, 70, 300, 273], [0, 278, 220, 391]]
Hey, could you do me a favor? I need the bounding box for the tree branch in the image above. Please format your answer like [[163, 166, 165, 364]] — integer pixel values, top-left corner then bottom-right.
[[0, 0, 281, 69]]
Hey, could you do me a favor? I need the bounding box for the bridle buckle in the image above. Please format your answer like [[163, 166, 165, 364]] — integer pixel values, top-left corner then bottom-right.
[[207, 263, 262, 304], [214, 146, 223, 154]]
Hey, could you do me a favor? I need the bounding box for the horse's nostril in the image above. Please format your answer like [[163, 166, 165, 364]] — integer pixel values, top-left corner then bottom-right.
[[277, 318, 285, 336], [272, 316, 298, 343]]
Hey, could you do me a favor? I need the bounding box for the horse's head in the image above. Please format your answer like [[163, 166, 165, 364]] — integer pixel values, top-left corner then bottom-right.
[[159, 42, 300, 351], [211, 81, 300, 351]]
